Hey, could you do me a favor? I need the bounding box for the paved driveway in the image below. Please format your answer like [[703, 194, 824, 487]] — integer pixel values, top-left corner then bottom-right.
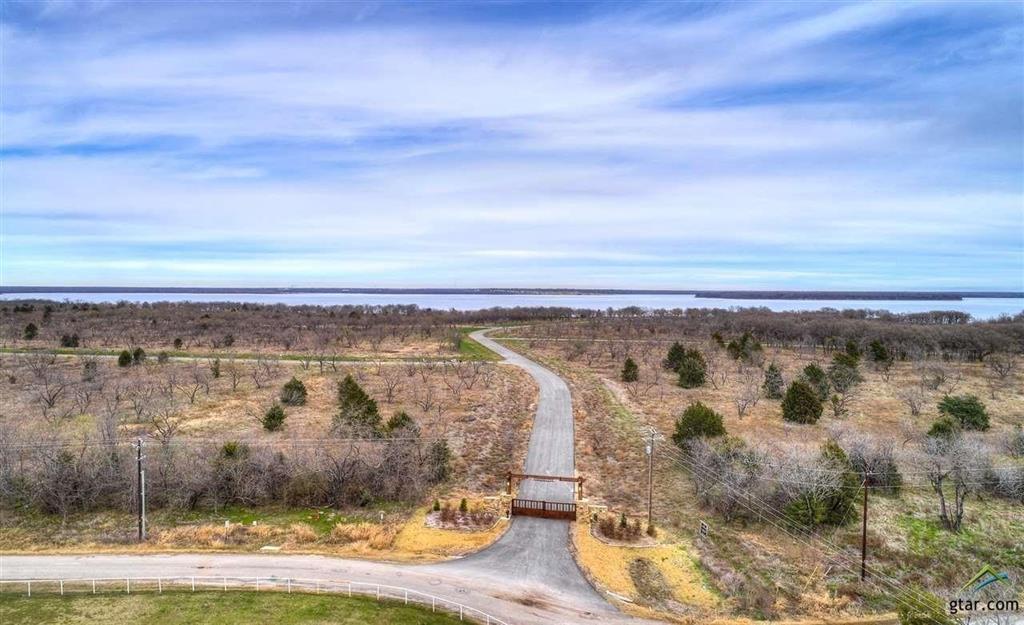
[[1, 329, 646, 624]]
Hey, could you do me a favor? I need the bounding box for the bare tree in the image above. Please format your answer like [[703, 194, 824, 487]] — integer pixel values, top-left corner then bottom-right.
[[704, 349, 730, 390], [918, 363, 963, 395], [985, 354, 1018, 380], [126, 381, 155, 422], [898, 385, 927, 416], [378, 366, 403, 404], [734, 366, 761, 417], [924, 434, 989, 532], [413, 381, 437, 415], [224, 358, 244, 392], [250, 357, 277, 389], [150, 398, 183, 445], [175, 366, 208, 405]]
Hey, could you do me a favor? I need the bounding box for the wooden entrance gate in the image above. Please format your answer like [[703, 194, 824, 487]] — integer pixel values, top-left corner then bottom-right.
[[511, 498, 577, 520]]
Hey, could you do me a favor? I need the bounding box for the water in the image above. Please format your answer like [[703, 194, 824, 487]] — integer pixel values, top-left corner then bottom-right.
[[2, 291, 1021, 319]]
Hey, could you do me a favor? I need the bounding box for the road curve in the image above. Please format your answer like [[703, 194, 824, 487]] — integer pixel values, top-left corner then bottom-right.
[[424, 330, 607, 611], [0, 329, 645, 624]]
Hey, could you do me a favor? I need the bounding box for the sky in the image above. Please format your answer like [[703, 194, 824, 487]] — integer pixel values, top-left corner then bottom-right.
[[1, 1, 1022, 290]]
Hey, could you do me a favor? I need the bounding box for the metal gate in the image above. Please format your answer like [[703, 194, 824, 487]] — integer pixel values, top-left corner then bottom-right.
[[511, 498, 576, 520]]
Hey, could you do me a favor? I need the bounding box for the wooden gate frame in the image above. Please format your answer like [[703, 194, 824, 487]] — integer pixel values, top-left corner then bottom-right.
[[505, 472, 585, 500], [511, 498, 577, 520]]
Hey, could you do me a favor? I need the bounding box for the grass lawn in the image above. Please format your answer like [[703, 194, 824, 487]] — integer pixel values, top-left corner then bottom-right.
[[457, 327, 500, 361], [0, 591, 470, 624]]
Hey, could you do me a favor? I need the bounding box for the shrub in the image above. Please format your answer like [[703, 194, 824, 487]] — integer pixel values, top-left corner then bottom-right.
[[827, 361, 862, 394], [818, 440, 859, 525], [868, 340, 893, 368], [261, 404, 286, 431], [844, 339, 861, 360], [432, 499, 441, 512], [726, 332, 763, 362], [597, 513, 644, 542], [800, 364, 830, 402], [117, 350, 132, 367], [896, 586, 956, 625], [782, 381, 822, 424], [23, 323, 38, 340], [677, 350, 707, 388], [831, 351, 860, 371], [60, 334, 80, 348], [984, 465, 1024, 504], [621, 357, 639, 382], [1006, 425, 1024, 458], [426, 439, 452, 484], [173, 337, 183, 350], [672, 401, 726, 447], [335, 374, 381, 433], [762, 363, 784, 399], [157, 351, 170, 364], [846, 439, 902, 495], [785, 440, 859, 528], [82, 360, 98, 381], [662, 342, 687, 372], [384, 410, 417, 435], [280, 377, 308, 406], [927, 416, 960, 440], [210, 358, 221, 378], [132, 347, 146, 364], [459, 498, 468, 513], [937, 394, 989, 431]]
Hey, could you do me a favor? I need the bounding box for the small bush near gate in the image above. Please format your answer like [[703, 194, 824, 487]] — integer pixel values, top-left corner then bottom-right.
[[596, 513, 645, 542]]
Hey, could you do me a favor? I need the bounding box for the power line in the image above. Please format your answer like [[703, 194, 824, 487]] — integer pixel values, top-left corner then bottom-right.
[[647, 438, 944, 618], [619, 425, 948, 618]]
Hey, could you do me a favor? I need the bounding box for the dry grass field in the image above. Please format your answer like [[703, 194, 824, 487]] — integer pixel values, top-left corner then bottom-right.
[[497, 332, 1024, 622], [0, 331, 533, 560]]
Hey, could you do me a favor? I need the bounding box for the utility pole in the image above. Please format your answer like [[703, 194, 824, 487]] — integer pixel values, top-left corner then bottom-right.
[[860, 479, 868, 581], [136, 438, 146, 542], [645, 427, 655, 528]]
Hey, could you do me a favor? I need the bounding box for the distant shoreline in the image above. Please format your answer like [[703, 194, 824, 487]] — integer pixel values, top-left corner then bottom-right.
[[2, 286, 1022, 301]]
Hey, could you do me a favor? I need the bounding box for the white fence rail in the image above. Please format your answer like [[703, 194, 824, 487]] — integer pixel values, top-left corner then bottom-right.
[[0, 576, 511, 625]]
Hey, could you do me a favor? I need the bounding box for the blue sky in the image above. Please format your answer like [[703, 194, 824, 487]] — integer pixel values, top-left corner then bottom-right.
[[1, 0, 1022, 290]]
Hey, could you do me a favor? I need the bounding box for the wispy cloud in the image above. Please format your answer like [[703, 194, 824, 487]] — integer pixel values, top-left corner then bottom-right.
[[1, 1, 1021, 289]]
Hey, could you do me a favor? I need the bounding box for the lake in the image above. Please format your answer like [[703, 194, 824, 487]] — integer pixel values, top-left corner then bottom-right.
[[2, 291, 1021, 320]]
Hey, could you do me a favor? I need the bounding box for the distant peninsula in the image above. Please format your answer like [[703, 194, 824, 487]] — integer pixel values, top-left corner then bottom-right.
[[2, 286, 1021, 301]]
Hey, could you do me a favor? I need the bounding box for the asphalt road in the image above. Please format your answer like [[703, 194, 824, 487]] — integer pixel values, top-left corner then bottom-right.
[[424, 330, 607, 612], [0, 328, 635, 624]]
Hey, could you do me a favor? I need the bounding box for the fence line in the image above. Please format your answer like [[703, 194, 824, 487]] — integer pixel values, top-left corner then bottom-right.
[[0, 576, 510, 625]]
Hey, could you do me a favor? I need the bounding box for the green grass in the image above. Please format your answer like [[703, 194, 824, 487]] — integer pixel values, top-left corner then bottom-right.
[[0, 591, 469, 624], [456, 328, 500, 361]]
